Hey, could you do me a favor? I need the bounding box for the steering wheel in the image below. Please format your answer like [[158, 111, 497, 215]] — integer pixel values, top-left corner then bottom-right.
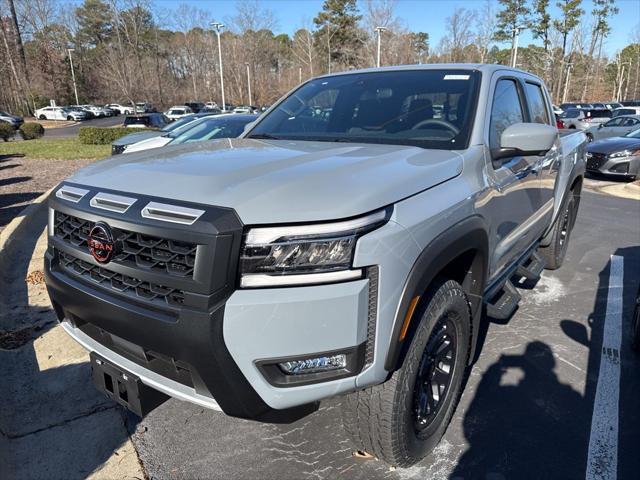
[[411, 118, 460, 136]]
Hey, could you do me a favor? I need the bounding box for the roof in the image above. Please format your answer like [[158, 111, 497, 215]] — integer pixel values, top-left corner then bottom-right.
[[314, 63, 533, 80]]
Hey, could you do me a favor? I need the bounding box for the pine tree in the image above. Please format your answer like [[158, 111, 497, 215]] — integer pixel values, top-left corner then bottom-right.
[[313, 0, 363, 71]]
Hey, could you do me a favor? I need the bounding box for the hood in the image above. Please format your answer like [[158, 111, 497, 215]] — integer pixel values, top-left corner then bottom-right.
[[0, 114, 21, 122], [112, 131, 163, 146], [588, 136, 640, 154], [68, 138, 463, 224]]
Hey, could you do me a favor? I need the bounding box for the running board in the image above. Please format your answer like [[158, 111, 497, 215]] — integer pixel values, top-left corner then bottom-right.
[[486, 280, 521, 320], [515, 251, 545, 283]]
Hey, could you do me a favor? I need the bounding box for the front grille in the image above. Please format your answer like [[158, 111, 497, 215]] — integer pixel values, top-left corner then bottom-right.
[[587, 152, 607, 170], [364, 266, 379, 368], [59, 251, 185, 307], [112, 144, 126, 155], [54, 212, 197, 278]]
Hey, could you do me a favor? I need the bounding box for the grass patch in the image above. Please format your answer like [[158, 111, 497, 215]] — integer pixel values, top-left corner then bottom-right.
[[0, 138, 110, 160]]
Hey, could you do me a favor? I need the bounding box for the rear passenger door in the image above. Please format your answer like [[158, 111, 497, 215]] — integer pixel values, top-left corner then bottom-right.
[[483, 76, 547, 277]]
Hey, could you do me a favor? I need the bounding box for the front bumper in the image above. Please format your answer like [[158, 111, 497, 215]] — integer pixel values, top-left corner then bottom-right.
[[587, 152, 640, 178], [45, 183, 377, 418]]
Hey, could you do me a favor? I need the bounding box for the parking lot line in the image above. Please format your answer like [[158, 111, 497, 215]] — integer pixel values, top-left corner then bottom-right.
[[586, 255, 624, 480]]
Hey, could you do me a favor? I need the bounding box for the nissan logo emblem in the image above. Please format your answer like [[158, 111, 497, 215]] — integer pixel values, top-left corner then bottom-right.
[[88, 222, 116, 264]]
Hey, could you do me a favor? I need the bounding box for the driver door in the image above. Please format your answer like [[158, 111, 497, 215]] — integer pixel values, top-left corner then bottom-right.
[[481, 76, 546, 278]]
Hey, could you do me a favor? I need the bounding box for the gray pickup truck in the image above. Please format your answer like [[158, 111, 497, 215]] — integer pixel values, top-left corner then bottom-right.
[[44, 64, 585, 467]]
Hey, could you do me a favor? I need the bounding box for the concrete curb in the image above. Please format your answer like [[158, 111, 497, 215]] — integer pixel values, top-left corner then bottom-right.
[[0, 187, 53, 257]]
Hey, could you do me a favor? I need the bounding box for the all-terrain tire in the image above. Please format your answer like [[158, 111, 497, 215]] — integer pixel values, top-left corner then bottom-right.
[[341, 279, 471, 467], [539, 189, 578, 270]]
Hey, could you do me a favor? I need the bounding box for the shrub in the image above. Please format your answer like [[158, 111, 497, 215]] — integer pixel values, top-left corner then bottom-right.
[[78, 127, 144, 145], [19, 122, 45, 140], [0, 122, 15, 142]]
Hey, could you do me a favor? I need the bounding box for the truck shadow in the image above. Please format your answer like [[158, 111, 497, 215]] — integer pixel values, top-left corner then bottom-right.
[[0, 209, 139, 479], [451, 246, 640, 479]]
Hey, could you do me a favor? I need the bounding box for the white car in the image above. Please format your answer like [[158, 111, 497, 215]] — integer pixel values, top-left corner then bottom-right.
[[35, 106, 87, 121], [123, 113, 255, 154], [612, 106, 640, 118], [164, 106, 193, 121], [81, 105, 111, 117], [105, 104, 133, 115]]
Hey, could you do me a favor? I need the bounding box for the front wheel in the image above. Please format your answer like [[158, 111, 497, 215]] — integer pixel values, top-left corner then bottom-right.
[[341, 279, 471, 467], [39, 114, 46, 120], [586, 133, 593, 142]]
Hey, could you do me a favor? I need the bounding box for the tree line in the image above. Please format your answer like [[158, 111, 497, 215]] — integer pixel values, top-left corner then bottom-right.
[[0, 0, 638, 115]]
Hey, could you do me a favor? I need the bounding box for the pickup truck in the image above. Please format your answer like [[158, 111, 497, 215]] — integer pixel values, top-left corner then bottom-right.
[[44, 64, 586, 467]]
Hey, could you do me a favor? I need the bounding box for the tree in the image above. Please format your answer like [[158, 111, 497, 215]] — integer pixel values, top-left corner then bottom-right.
[[494, 0, 529, 66], [75, 0, 113, 47], [411, 32, 428, 63], [530, 0, 551, 52], [292, 27, 316, 77], [476, 0, 497, 63], [313, 0, 362, 71], [441, 7, 474, 62]]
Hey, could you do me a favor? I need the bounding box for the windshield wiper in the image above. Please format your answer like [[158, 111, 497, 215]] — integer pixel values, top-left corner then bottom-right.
[[248, 133, 281, 140]]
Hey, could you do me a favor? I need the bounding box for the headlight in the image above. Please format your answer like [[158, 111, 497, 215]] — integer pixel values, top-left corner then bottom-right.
[[609, 149, 640, 159], [239, 208, 390, 288]]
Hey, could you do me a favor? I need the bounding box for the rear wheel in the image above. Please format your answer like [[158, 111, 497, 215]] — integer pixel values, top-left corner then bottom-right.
[[67, 116, 73, 121], [38, 114, 46, 120], [341, 279, 471, 467], [539, 190, 578, 270]]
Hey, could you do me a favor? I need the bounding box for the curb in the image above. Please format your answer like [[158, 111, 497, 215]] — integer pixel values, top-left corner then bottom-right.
[[0, 187, 53, 257], [598, 181, 640, 201]]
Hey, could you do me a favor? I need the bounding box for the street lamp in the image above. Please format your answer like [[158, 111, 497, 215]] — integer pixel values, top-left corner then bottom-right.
[[562, 62, 573, 104], [245, 62, 252, 106], [511, 25, 526, 68], [374, 26, 387, 68], [67, 48, 79, 105], [211, 22, 225, 111]]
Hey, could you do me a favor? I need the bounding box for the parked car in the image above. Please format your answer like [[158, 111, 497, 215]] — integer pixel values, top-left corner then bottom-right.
[[604, 102, 623, 110], [552, 104, 564, 116], [585, 115, 640, 142], [45, 64, 586, 468], [123, 114, 257, 154], [184, 102, 205, 113], [80, 105, 112, 117], [586, 127, 640, 179], [164, 106, 193, 122], [105, 104, 133, 115], [112, 112, 219, 154], [560, 108, 612, 130], [67, 106, 95, 119], [559, 102, 593, 111], [201, 106, 222, 114], [135, 102, 154, 113], [35, 106, 87, 121], [123, 113, 168, 129], [621, 100, 640, 107], [0, 110, 24, 129], [205, 101, 219, 109], [233, 105, 259, 114], [612, 106, 640, 118]]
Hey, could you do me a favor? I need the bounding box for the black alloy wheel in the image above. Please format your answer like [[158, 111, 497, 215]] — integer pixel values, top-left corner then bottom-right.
[[413, 316, 457, 433]]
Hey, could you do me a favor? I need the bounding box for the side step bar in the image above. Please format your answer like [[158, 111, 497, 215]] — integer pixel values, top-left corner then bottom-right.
[[515, 252, 545, 283], [486, 279, 521, 320]]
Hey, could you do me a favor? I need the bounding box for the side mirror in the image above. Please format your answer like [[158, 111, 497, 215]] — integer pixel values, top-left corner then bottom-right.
[[598, 123, 604, 129], [491, 123, 557, 167]]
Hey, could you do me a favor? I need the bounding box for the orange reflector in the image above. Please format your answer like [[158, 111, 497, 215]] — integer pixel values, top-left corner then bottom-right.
[[399, 296, 420, 341]]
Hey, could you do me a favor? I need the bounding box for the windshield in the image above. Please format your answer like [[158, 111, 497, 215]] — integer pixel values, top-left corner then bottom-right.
[[162, 115, 197, 132], [124, 116, 150, 126], [247, 69, 481, 150], [169, 117, 251, 145]]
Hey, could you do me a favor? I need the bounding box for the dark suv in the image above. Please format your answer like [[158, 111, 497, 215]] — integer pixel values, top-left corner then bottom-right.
[[123, 113, 169, 129]]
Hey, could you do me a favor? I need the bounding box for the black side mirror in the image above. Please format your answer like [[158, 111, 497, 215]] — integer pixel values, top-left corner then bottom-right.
[[598, 124, 603, 129]]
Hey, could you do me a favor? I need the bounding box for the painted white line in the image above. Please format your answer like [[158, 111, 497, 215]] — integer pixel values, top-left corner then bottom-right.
[[586, 255, 624, 480]]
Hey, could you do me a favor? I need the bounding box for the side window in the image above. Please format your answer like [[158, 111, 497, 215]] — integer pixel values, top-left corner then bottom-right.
[[525, 82, 550, 125], [489, 79, 525, 150], [605, 118, 623, 127], [623, 118, 639, 127]]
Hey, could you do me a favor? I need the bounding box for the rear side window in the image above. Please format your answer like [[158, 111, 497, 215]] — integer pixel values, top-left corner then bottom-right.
[[524, 82, 550, 125], [587, 109, 612, 118], [489, 79, 525, 150]]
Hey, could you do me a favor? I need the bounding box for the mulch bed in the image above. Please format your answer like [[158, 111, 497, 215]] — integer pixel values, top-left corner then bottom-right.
[[0, 155, 94, 231]]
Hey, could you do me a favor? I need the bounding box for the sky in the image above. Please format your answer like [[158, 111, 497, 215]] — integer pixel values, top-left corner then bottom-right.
[[152, 0, 640, 56]]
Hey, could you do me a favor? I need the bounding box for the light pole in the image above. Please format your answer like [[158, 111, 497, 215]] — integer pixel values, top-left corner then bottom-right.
[[375, 26, 387, 68], [211, 22, 225, 111], [245, 62, 252, 106], [562, 63, 573, 103], [67, 48, 79, 105], [299, 66, 302, 84], [511, 25, 526, 68]]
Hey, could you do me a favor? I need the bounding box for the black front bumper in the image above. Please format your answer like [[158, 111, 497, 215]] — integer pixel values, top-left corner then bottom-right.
[[45, 184, 275, 420]]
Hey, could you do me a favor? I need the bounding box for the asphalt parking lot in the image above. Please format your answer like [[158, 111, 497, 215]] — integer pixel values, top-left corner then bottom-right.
[[126, 189, 640, 480], [43, 116, 123, 138]]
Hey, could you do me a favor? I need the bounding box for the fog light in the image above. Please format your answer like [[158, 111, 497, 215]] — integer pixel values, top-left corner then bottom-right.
[[279, 354, 347, 375], [610, 162, 629, 173]]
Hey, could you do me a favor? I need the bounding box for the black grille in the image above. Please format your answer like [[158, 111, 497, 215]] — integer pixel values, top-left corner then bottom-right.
[[59, 251, 185, 307], [54, 212, 197, 278], [587, 152, 607, 171], [364, 266, 379, 368]]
